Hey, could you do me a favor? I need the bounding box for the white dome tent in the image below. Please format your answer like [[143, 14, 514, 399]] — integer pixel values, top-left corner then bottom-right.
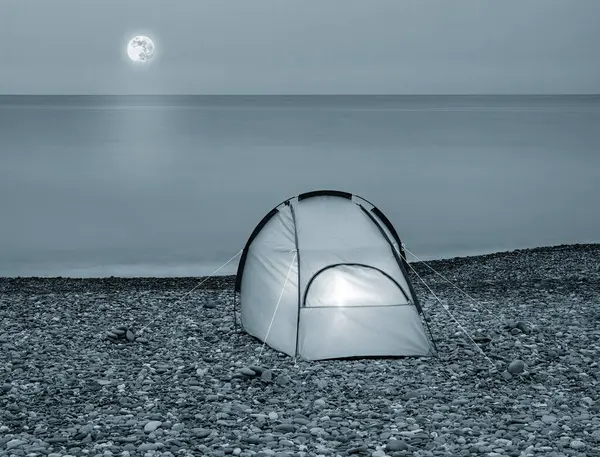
[[234, 190, 437, 361]]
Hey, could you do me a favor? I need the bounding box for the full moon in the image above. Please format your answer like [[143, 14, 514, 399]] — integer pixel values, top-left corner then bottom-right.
[[127, 36, 155, 63]]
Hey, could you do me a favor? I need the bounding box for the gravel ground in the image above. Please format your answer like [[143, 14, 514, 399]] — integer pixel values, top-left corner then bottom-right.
[[1, 243, 599, 457]]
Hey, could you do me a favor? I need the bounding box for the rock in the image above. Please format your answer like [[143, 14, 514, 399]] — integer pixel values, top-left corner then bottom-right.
[[261, 370, 273, 382], [126, 330, 135, 342], [473, 335, 492, 344], [502, 371, 513, 381], [570, 440, 586, 450], [274, 424, 295, 433], [6, 439, 28, 449], [248, 365, 267, 375], [310, 427, 325, 436], [144, 420, 162, 432], [275, 374, 291, 385], [507, 360, 525, 375], [314, 398, 327, 408], [386, 439, 409, 451], [191, 428, 212, 438], [240, 367, 256, 377], [541, 415, 557, 424], [515, 321, 530, 334], [204, 302, 217, 309], [581, 397, 594, 406]]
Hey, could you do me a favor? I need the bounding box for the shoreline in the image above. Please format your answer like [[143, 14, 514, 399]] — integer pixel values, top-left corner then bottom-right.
[[1, 242, 598, 293]]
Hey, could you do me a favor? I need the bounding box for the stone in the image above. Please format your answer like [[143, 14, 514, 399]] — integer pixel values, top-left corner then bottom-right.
[[570, 440, 586, 450], [515, 321, 530, 334], [261, 370, 273, 382], [144, 420, 162, 432], [274, 424, 295, 433], [191, 428, 212, 438], [240, 367, 256, 377], [248, 365, 267, 375], [314, 398, 327, 408], [275, 374, 291, 385], [386, 440, 409, 451], [507, 360, 525, 375], [541, 415, 557, 424], [6, 439, 28, 449]]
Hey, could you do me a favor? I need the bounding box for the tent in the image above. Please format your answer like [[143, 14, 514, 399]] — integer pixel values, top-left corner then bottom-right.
[[234, 190, 436, 360]]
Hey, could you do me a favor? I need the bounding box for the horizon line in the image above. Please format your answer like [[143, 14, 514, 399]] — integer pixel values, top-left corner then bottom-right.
[[1, 93, 600, 97]]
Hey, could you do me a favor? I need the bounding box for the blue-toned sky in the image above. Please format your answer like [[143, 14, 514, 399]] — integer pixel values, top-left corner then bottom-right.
[[1, 0, 599, 94]]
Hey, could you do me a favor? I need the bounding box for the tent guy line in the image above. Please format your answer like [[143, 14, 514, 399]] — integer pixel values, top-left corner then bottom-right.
[[400, 253, 499, 373], [256, 249, 298, 366], [135, 249, 244, 338], [402, 245, 493, 315]]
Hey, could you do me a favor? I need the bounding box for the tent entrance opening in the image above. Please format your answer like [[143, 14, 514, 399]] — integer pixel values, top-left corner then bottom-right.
[[303, 263, 410, 308]]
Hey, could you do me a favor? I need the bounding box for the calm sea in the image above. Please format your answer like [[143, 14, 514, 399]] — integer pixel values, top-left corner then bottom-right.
[[1, 95, 599, 277]]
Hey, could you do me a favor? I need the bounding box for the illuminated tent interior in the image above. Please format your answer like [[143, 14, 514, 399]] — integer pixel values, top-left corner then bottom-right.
[[235, 190, 436, 361]]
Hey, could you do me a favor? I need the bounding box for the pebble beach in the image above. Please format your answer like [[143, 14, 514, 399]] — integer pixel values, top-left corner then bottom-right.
[[1, 243, 599, 457]]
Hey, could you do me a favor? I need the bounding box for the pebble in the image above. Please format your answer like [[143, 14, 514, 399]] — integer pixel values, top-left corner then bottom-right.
[[240, 367, 256, 377], [261, 370, 274, 382], [507, 360, 525, 375], [191, 428, 212, 438], [6, 439, 28, 449], [144, 420, 162, 432], [386, 440, 409, 451], [314, 398, 327, 408]]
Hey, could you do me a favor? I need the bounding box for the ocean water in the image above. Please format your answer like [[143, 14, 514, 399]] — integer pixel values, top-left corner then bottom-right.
[[1, 95, 599, 277]]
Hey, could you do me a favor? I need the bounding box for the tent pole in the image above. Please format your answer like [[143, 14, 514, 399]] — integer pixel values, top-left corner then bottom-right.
[[232, 289, 238, 335], [421, 307, 439, 355], [289, 202, 301, 359]]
